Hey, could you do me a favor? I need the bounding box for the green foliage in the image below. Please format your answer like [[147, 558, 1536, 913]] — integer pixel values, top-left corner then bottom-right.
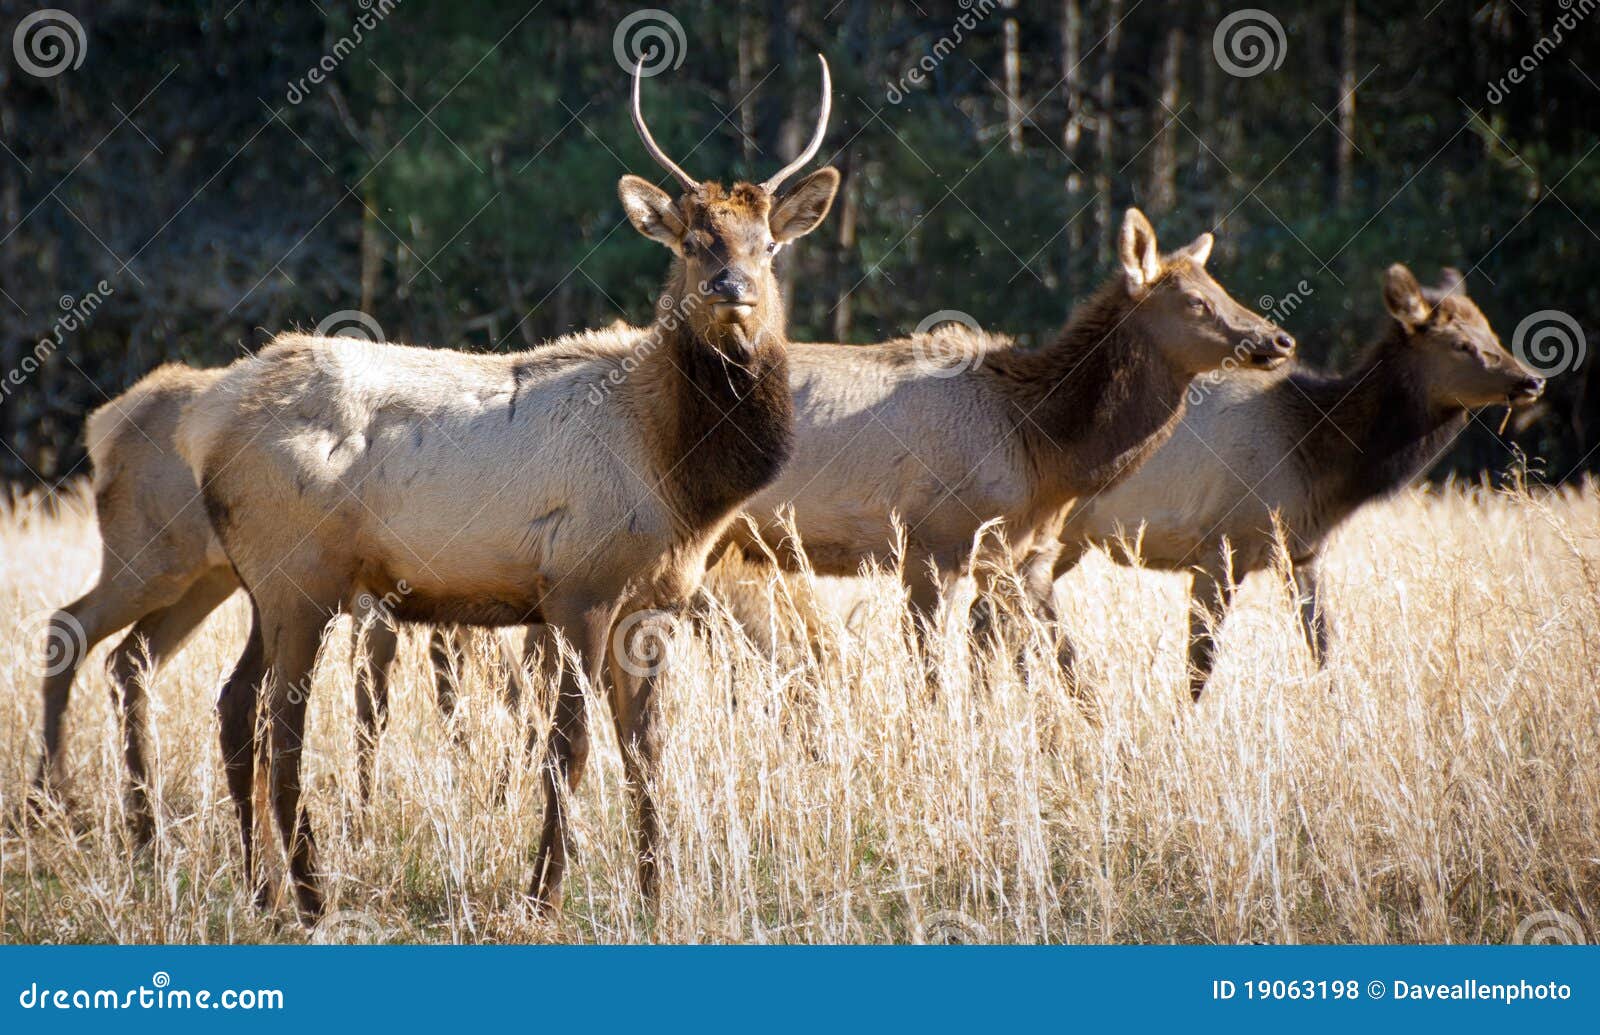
[[2, 0, 1597, 483]]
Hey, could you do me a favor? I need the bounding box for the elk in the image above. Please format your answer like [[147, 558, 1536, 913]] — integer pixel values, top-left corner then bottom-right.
[[26, 363, 532, 836], [1026, 264, 1544, 700], [197, 216, 1293, 800], [29, 365, 237, 840], [176, 57, 839, 919], [718, 209, 1295, 634]]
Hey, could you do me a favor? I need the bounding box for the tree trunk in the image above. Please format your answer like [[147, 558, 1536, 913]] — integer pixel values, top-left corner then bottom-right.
[[1096, 0, 1124, 257], [832, 0, 872, 342], [1149, 26, 1183, 214], [1335, 0, 1357, 207], [766, 1, 800, 307], [1062, 0, 1085, 259], [1003, 0, 1024, 154], [1196, 0, 1219, 219], [738, 0, 757, 166]]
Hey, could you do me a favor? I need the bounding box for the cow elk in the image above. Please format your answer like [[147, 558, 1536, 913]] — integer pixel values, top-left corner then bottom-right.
[[176, 57, 839, 919], [28, 366, 239, 840], [720, 209, 1295, 643], [1030, 264, 1544, 700], [25, 364, 532, 837]]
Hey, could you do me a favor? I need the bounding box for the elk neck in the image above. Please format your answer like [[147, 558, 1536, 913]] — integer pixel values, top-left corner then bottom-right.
[[1289, 329, 1468, 513], [991, 277, 1190, 505], [643, 269, 795, 531]]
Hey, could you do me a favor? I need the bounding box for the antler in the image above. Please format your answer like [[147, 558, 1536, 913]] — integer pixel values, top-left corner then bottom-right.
[[760, 54, 832, 195], [631, 59, 700, 193]]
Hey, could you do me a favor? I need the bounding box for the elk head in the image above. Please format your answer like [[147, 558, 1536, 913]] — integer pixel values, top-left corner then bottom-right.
[[1383, 264, 1544, 410], [618, 55, 840, 355], [1117, 208, 1296, 374]]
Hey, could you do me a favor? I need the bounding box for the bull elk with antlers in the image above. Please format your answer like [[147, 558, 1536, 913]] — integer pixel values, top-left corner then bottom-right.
[[176, 57, 840, 918]]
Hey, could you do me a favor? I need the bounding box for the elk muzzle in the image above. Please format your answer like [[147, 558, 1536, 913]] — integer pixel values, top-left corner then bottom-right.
[[1244, 331, 1296, 370], [1510, 375, 1545, 405], [707, 271, 757, 320]]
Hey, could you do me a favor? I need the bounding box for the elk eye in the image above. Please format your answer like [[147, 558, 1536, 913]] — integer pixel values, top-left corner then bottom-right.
[[1455, 341, 1473, 354], [766, 240, 779, 255], [1187, 296, 1207, 312]]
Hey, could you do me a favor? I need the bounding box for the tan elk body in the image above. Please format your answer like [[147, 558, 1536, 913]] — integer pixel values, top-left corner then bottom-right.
[[1028, 265, 1545, 699], [724, 210, 1296, 621], [31, 365, 236, 837], [28, 360, 541, 834], [175, 58, 840, 918]]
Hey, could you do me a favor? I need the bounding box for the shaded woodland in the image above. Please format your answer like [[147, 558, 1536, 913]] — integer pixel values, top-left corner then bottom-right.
[[2, 0, 1596, 484]]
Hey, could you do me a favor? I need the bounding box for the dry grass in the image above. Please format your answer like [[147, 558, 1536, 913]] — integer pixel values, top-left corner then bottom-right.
[[2, 480, 1597, 944]]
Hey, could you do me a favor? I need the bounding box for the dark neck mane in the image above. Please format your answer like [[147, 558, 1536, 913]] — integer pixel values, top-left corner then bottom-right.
[[988, 277, 1188, 502], [648, 274, 794, 531], [1287, 329, 1467, 510]]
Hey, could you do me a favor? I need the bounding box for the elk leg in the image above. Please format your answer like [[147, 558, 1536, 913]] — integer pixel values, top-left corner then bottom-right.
[[520, 623, 561, 732], [106, 569, 237, 843], [262, 606, 330, 921], [32, 579, 176, 806], [352, 614, 399, 807], [904, 551, 948, 647], [530, 599, 613, 915], [1289, 559, 1330, 669], [970, 543, 1058, 653], [428, 624, 468, 729], [217, 607, 267, 905], [486, 623, 557, 807], [607, 605, 679, 903], [1010, 539, 1095, 723], [1047, 539, 1095, 675], [1187, 564, 1236, 703]]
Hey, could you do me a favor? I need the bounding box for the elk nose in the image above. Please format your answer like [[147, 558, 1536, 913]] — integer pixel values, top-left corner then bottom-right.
[[1244, 330, 1295, 369], [708, 271, 754, 306], [1513, 376, 1545, 401]]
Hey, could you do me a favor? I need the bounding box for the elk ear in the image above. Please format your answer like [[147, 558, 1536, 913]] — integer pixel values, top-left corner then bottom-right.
[[1175, 232, 1214, 267], [1383, 263, 1430, 331], [1119, 208, 1162, 293], [1436, 267, 1465, 296], [618, 174, 686, 250], [770, 167, 840, 243]]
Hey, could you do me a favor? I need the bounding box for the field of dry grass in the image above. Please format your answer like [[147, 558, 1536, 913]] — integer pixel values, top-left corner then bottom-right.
[[2, 480, 1597, 944]]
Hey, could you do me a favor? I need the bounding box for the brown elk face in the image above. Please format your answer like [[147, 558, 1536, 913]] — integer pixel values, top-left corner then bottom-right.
[[618, 56, 839, 345], [1383, 264, 1544, 410], [1117, 208, 1296, 375]]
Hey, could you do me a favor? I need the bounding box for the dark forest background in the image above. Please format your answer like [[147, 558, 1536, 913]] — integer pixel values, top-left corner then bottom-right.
[[2, 0, 1597, 488]]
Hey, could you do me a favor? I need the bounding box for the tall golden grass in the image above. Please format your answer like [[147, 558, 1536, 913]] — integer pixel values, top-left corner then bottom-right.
[[2, 480, 1596, 943]]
